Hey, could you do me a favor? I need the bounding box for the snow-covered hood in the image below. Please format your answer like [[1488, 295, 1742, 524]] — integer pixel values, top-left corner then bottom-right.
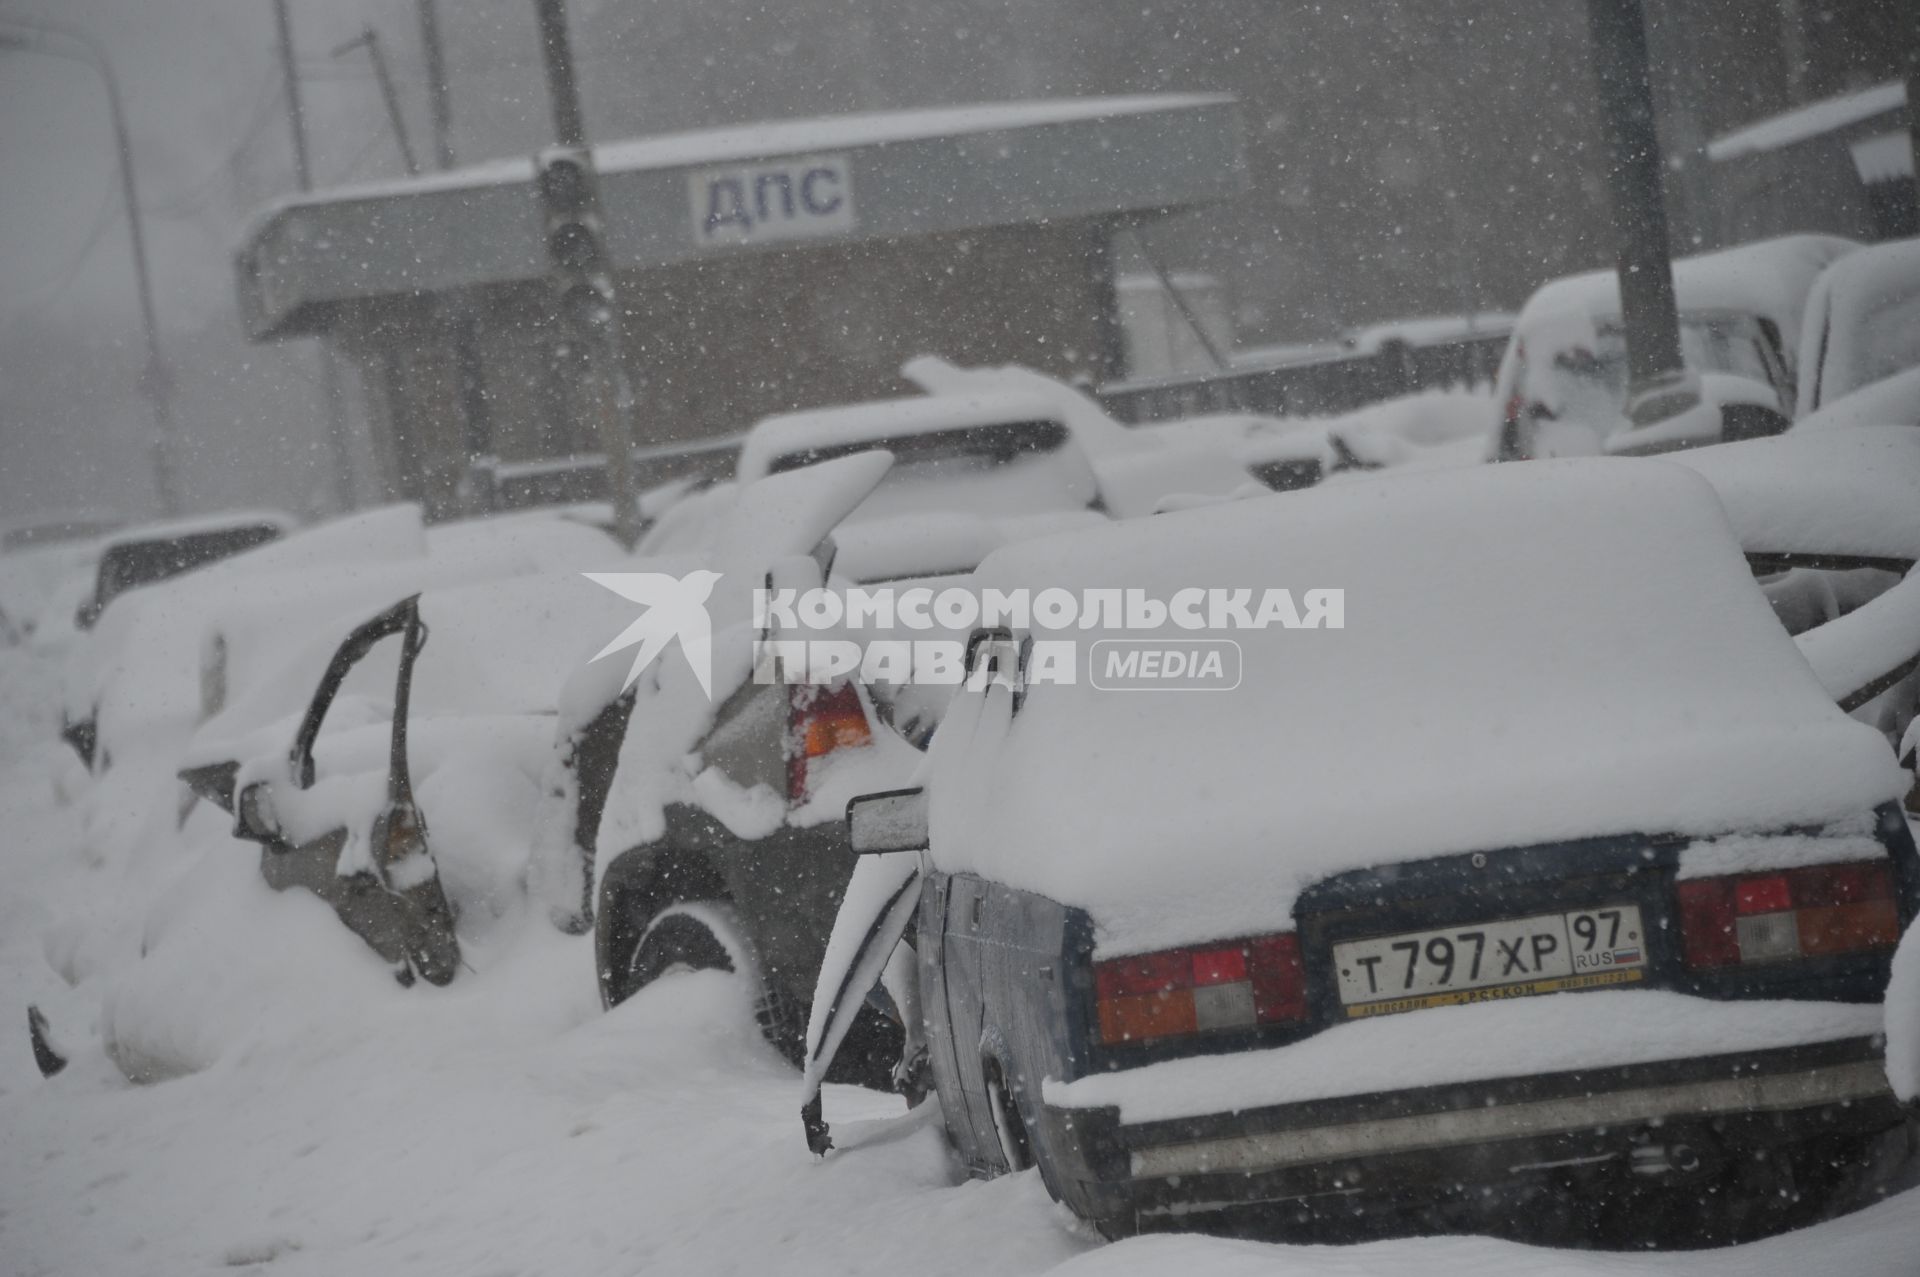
[[925, 459, 1904, 957]]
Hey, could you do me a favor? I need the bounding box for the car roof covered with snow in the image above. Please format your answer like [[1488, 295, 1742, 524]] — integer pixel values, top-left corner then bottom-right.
[[97, 508, 296, 555], [736, 385, 1145, 484], [1513, 233, 1859, 367], [926, 459, 1904, 956]]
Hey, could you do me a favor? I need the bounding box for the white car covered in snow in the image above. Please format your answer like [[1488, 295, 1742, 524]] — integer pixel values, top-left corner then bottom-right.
[[1492, 234, 1857, 461], [811, 458, 1920, 1246], [1792, 236, 1920, 433], [581, 361, 1255, 1086]]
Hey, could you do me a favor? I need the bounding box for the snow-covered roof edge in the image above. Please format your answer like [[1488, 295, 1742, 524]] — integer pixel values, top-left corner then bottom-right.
[[243, 94, 1235, 228], [1706, 80, 1906, 163]]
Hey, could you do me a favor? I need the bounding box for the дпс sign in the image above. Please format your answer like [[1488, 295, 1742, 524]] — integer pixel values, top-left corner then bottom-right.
[[689, 153, 855, 247]]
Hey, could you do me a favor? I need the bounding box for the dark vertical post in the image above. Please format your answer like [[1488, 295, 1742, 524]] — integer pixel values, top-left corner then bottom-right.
[[417, 0, 455, 171], [363, 31, 419, 176], [532, 0, 638, 542], [534, 0, 587, 147], [95, 38, 180, 515], [394, 5, 491, 507], [271, 0, 311, 189], [1586, 0, 1693, 426], [331, 29, 420, 176], [273, 0, 357, 510]]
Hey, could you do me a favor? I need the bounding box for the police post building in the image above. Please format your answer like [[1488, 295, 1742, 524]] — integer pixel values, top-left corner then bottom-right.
[[234, 95, 1245, 514]]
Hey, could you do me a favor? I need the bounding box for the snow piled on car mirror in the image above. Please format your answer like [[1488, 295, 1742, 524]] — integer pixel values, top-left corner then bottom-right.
[[929, 459, 1905, 958]]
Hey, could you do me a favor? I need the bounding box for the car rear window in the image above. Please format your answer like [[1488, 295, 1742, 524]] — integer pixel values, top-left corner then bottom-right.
[[97, 524, 282, 609], [768, 420, 1097, 519], [766, 419, 1071, 475], [1528, 313, 1778, 425]]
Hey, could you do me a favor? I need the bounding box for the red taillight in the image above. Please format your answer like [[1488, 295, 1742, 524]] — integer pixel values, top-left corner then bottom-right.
[[785, 682, 872, 803], [1676, 860, 1899, 970], [1094, 932, 1307, 1047]]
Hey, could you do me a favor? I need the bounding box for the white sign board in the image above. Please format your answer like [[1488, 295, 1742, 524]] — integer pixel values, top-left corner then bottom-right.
[[688, 153, 856, 248]]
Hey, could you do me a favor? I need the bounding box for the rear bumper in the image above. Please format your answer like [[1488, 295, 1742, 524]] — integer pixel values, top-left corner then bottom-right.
[[1037, 1036, 1915, 1229]]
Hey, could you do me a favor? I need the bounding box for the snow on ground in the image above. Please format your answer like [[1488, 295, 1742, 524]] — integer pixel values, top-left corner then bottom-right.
[[5, 636, 1920, 1275]]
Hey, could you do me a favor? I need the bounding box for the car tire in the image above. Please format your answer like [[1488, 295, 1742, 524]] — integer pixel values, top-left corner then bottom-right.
[[613, 900, 753, 1006]]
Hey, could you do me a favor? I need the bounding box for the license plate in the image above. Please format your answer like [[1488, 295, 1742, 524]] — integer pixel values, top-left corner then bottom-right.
[[1332, 904, 1647, 1018]]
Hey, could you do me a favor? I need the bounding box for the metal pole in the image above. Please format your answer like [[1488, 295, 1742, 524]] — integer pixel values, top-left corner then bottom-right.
[[332, 28, 420, 176], [534, 0, 587, 147], [1585, 0, 1694, 428], [415, 1, 492, 502], [417, 0, 455, 171], [0, 20, 179, 515], [274, 0, 357, 511], [532, 0, 639, 543], [271, 0, 311, 189]]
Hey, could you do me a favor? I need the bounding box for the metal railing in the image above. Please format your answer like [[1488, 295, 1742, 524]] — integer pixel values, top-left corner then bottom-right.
[[1097, 331, 1511, 424]]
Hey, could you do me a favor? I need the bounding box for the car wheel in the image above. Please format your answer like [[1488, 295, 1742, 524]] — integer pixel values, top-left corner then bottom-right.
[[613, 900, 752, 1006]]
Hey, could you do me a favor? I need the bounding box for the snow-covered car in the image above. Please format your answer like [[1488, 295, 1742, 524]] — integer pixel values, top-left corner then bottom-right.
[[1660, 428, 1920, 747], [580, 453, 929, 1087], [1794, 365, 1920, 435], [74, 509, 294, 632], [194, 507, 618, 734], [732, 356, 1251, 523], [465, 432, 741, 519], [1492, 234, 1857, 461], [1796, 236, 1920, 422], [1146, 390, 1497, 494], [0, 536, 103, 649], [61, 506, 422, 776], [583, 363, 1254, 1080], [175, 571, 633, 994], [808, 459, 1919, 1245]]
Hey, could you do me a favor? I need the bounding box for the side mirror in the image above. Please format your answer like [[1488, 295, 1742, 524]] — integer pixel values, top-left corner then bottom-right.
[[847, 787, 929, 856], [75, 599, 100, 631], [234, 780, 283, 846]]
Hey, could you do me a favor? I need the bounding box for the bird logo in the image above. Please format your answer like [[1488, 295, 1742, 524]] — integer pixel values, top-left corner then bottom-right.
[[584, 570, 723, 699]]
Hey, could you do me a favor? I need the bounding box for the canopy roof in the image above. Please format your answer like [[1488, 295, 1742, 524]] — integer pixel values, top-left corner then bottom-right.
[[236, 95, 1244, 340]]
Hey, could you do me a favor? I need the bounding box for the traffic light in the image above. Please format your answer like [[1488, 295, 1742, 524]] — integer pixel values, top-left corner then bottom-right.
[[535, 145, 614, 332]]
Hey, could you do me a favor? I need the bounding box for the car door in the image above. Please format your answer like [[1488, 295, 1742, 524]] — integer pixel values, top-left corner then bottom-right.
[[183, 596, 461, 986]]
